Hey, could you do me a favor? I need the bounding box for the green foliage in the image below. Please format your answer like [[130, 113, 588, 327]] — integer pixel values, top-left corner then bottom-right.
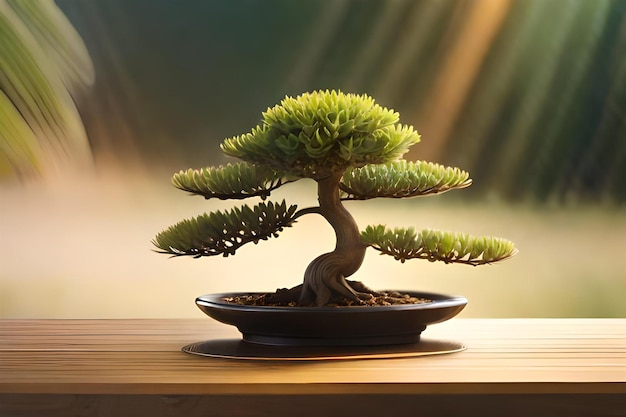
[[341, 160, 472, 200], [220, 90, 420, 179], [154, 89, 517, 289], [171, 162, 294, 200], [6, 0, 94, 87], [361, 225, 517, 265], [0, 89, 40, 176], [0, 1, 93, 178], [152, 200, 298, 257]]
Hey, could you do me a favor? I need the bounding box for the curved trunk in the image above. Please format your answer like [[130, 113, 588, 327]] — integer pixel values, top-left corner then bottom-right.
[[299, 172, 369, 306]]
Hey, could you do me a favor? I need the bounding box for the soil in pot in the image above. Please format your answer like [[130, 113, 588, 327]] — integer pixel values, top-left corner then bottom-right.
[[223, 280, 432, 307]]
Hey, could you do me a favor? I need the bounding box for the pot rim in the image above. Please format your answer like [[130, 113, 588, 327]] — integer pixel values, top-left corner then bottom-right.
[[196, 290, 468, 313]]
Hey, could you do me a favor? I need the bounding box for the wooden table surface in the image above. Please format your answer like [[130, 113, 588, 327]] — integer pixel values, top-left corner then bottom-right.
[[1, 318, 624, 416]]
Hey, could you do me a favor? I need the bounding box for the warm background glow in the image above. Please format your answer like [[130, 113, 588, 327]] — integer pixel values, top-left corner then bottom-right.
[[1, 0, 624, 318]]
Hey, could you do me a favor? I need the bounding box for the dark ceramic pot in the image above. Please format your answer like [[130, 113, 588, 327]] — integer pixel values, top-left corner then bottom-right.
[[195, 291, 467, 347]]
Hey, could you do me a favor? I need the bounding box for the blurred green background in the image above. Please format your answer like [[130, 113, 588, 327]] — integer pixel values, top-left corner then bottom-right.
[[1, 0, 624, 318]]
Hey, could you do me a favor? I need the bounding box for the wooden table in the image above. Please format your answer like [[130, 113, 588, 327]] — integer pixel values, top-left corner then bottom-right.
[[1, 319, 624, 416]]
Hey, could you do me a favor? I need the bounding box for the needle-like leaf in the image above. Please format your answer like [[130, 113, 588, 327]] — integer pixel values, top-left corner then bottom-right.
[[153, 200, 299, 257], [171, 162, 295, 200], [341, 160, 472, 200], [361, 225, 517, 265]]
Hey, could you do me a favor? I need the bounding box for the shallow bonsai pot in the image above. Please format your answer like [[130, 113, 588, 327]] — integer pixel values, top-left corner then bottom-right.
[[195, 291, 467, 347]]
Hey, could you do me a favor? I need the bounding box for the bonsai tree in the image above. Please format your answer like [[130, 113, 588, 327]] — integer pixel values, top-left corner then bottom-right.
[[153, 90, 516, 307]]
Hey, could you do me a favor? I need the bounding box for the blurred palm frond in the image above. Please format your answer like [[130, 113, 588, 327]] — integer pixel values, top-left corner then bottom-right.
[[0, 0, 94, 179]]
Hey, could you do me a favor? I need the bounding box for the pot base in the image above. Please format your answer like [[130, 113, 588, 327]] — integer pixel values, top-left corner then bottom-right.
[[195, 291, 468, 347], [241, 328, 424, 346], [182, 338, 465, 361]]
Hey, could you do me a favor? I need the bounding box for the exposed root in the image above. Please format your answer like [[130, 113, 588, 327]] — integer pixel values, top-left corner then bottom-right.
[[299, 250, 367, 306]]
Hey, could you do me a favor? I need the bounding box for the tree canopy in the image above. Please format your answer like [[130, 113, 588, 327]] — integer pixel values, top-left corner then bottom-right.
[[154, 89, 517, 306], [220, 90, 420, 179]]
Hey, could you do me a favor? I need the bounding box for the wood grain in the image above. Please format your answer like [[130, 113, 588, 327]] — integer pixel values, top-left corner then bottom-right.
[[1, 393, 625, 417], [1, 319, 624, 395], [0, 319, 624, 416]]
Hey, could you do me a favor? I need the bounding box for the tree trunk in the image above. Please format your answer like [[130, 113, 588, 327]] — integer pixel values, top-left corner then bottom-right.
[[299, 172, 369, 306]]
